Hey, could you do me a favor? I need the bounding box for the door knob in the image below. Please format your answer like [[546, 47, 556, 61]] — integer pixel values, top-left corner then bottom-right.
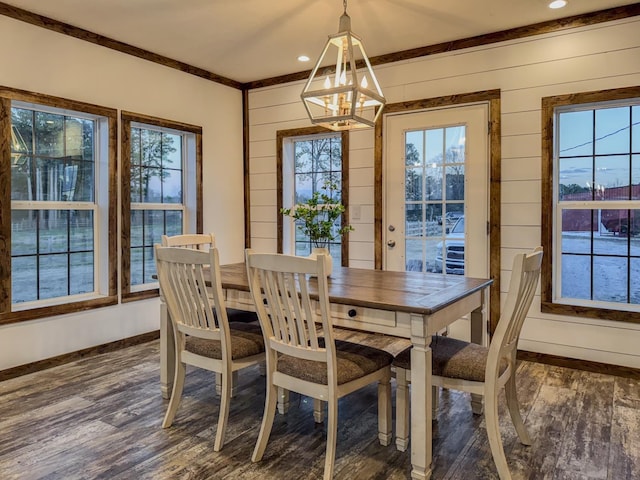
[[387, 240, 396, 248]]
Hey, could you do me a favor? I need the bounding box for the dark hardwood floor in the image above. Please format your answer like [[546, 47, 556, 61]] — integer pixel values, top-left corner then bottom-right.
[[0, 338, 638, 479]]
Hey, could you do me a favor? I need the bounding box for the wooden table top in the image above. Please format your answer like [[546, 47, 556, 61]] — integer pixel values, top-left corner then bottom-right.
[[220, 263, 492, 316]]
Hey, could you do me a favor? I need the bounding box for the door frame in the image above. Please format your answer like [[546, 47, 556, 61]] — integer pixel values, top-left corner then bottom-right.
[[374, 89, 502, 332]]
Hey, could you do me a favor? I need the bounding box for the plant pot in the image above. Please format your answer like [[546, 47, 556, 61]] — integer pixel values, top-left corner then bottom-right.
[[309, 247, 333, 276]]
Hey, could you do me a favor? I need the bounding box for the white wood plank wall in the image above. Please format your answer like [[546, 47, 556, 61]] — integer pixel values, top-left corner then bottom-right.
[[247, 18, 640, 368]]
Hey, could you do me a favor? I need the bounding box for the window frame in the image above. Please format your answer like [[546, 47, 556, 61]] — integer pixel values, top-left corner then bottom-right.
[[276, 126, 349, 266], [120, 111, 202, 302], [541, 85, 640, 323], [0, 87, 118, 325]]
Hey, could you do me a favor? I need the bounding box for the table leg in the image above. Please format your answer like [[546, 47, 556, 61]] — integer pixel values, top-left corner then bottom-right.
[[410, 333, 433, 480], [160, 301, 175, 399]]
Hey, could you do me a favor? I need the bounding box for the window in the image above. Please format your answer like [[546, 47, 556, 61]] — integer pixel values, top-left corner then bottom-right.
[[120, 112, 202, 301], [277, 127, 349, 266], [542, 86, 640, 322], [0, 91, 117, 323]]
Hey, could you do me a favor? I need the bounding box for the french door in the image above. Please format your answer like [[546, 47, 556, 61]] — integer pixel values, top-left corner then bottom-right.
[[383, 104, 490, 339]]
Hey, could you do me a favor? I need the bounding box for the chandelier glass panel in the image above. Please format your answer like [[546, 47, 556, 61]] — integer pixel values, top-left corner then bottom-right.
[[301, 0, 386, 131]]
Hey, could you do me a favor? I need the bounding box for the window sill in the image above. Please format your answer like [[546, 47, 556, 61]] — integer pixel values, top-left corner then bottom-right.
[[541, 301, 640, 324], [0, 295, 119, 326]]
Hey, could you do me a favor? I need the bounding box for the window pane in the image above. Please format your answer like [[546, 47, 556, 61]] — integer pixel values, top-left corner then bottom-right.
[[11, 211, 37, 255], [405, 131, 423, 167], [425, 128, 443, 164], [70, 252, 94, 295], [34, 112, 64, 157], [596, 155, 630, 200], [130, 247, 143, 286], [561, 254, 591, 300], [633, 106, 640, 153], [163, 133, 181, 169], [405, 168, 423, 201], [406, 204, 423, 237], [165, 211, 183, 237], [445, 165, 464, 200], [559, 110, 593, 157], [144, 246, 157, 284], [144, 210, 165, 245], [406, 238, 424, 271], [633, 154, 640, 201], [561, 209, 593, 254], [593, 256, 628, 303], [131, 210, 144, 247], [595, 107, 630, 155], [445, 126, 465, 163], [558, 158, 592, 201], [39, 253, 68, 300], [39, 210, 68, 254], [141, 130, 161, 167], [162, 169, 182, 203], [425, 164, 442, 201], [631, 258, 640, 304], [142, 167, 162, 202], [70, 210, 94, 252], [11, 256, 37, 303]]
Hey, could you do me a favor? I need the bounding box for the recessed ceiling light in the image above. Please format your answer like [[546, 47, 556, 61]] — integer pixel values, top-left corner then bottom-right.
[[548, 0, 567, 9], [298, 55, 310, 62]]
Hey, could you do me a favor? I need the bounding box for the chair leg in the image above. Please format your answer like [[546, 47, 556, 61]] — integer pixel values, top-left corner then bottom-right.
[[252, 382, 278, 462], [432, 385, 439, 416], [277, 387, 290, 414], [323, 398, 338, 480], [162, 360, 186, 428], [471, 392, 484, 415], [485, 386, 512, 480], [215, 371, 238, 397], [314, 398, 325, 423], [395, 367, 410, 452], [214, 369, 232, 452], [378, 374, 392, 446], [505, 374, 532, 445]]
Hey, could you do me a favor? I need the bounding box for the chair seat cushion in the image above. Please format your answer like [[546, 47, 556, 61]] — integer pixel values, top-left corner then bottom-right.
[[185, 322, 264, 360], [393, 336, 507, 383], [278, 339, 393, 385]]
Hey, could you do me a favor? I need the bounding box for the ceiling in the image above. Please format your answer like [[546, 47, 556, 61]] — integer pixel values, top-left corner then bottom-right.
[[1, 0, 636, 84]]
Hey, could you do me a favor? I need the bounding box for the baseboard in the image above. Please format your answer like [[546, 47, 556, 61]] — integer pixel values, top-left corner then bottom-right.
[[517, 349, 640, 381], [0, 330, 160, 382]]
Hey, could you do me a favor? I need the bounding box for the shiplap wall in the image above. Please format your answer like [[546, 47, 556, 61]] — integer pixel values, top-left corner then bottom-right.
[[248, 17, 640, 369], [0, 16, 244, 371]]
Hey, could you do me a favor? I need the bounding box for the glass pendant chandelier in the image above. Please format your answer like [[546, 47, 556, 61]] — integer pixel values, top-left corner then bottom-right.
[[301, 0, 386, 131]]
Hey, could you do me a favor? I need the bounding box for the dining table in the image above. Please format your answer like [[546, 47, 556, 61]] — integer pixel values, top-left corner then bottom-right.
[[159, 262, 492, 480]]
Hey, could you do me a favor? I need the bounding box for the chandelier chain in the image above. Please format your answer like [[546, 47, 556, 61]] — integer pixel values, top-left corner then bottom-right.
[[343, 0, 347, 14]]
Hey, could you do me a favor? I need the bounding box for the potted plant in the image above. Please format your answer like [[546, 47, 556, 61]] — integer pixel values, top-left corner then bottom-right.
[[280, 180, 353, 275]]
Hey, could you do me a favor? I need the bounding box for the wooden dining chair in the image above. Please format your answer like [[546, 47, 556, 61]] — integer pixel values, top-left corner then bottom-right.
[[245, 250, 393, 480], [393, 247, 543, 480], [161, 233, 259, 396], [155, 245, 265, 451]]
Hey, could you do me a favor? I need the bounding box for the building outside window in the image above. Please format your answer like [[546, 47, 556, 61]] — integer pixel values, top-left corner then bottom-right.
[[120, 113, 202, 301], [278, 128, 349, 266], [542, 87, 640, 321], [0, 92, 117, 322]]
